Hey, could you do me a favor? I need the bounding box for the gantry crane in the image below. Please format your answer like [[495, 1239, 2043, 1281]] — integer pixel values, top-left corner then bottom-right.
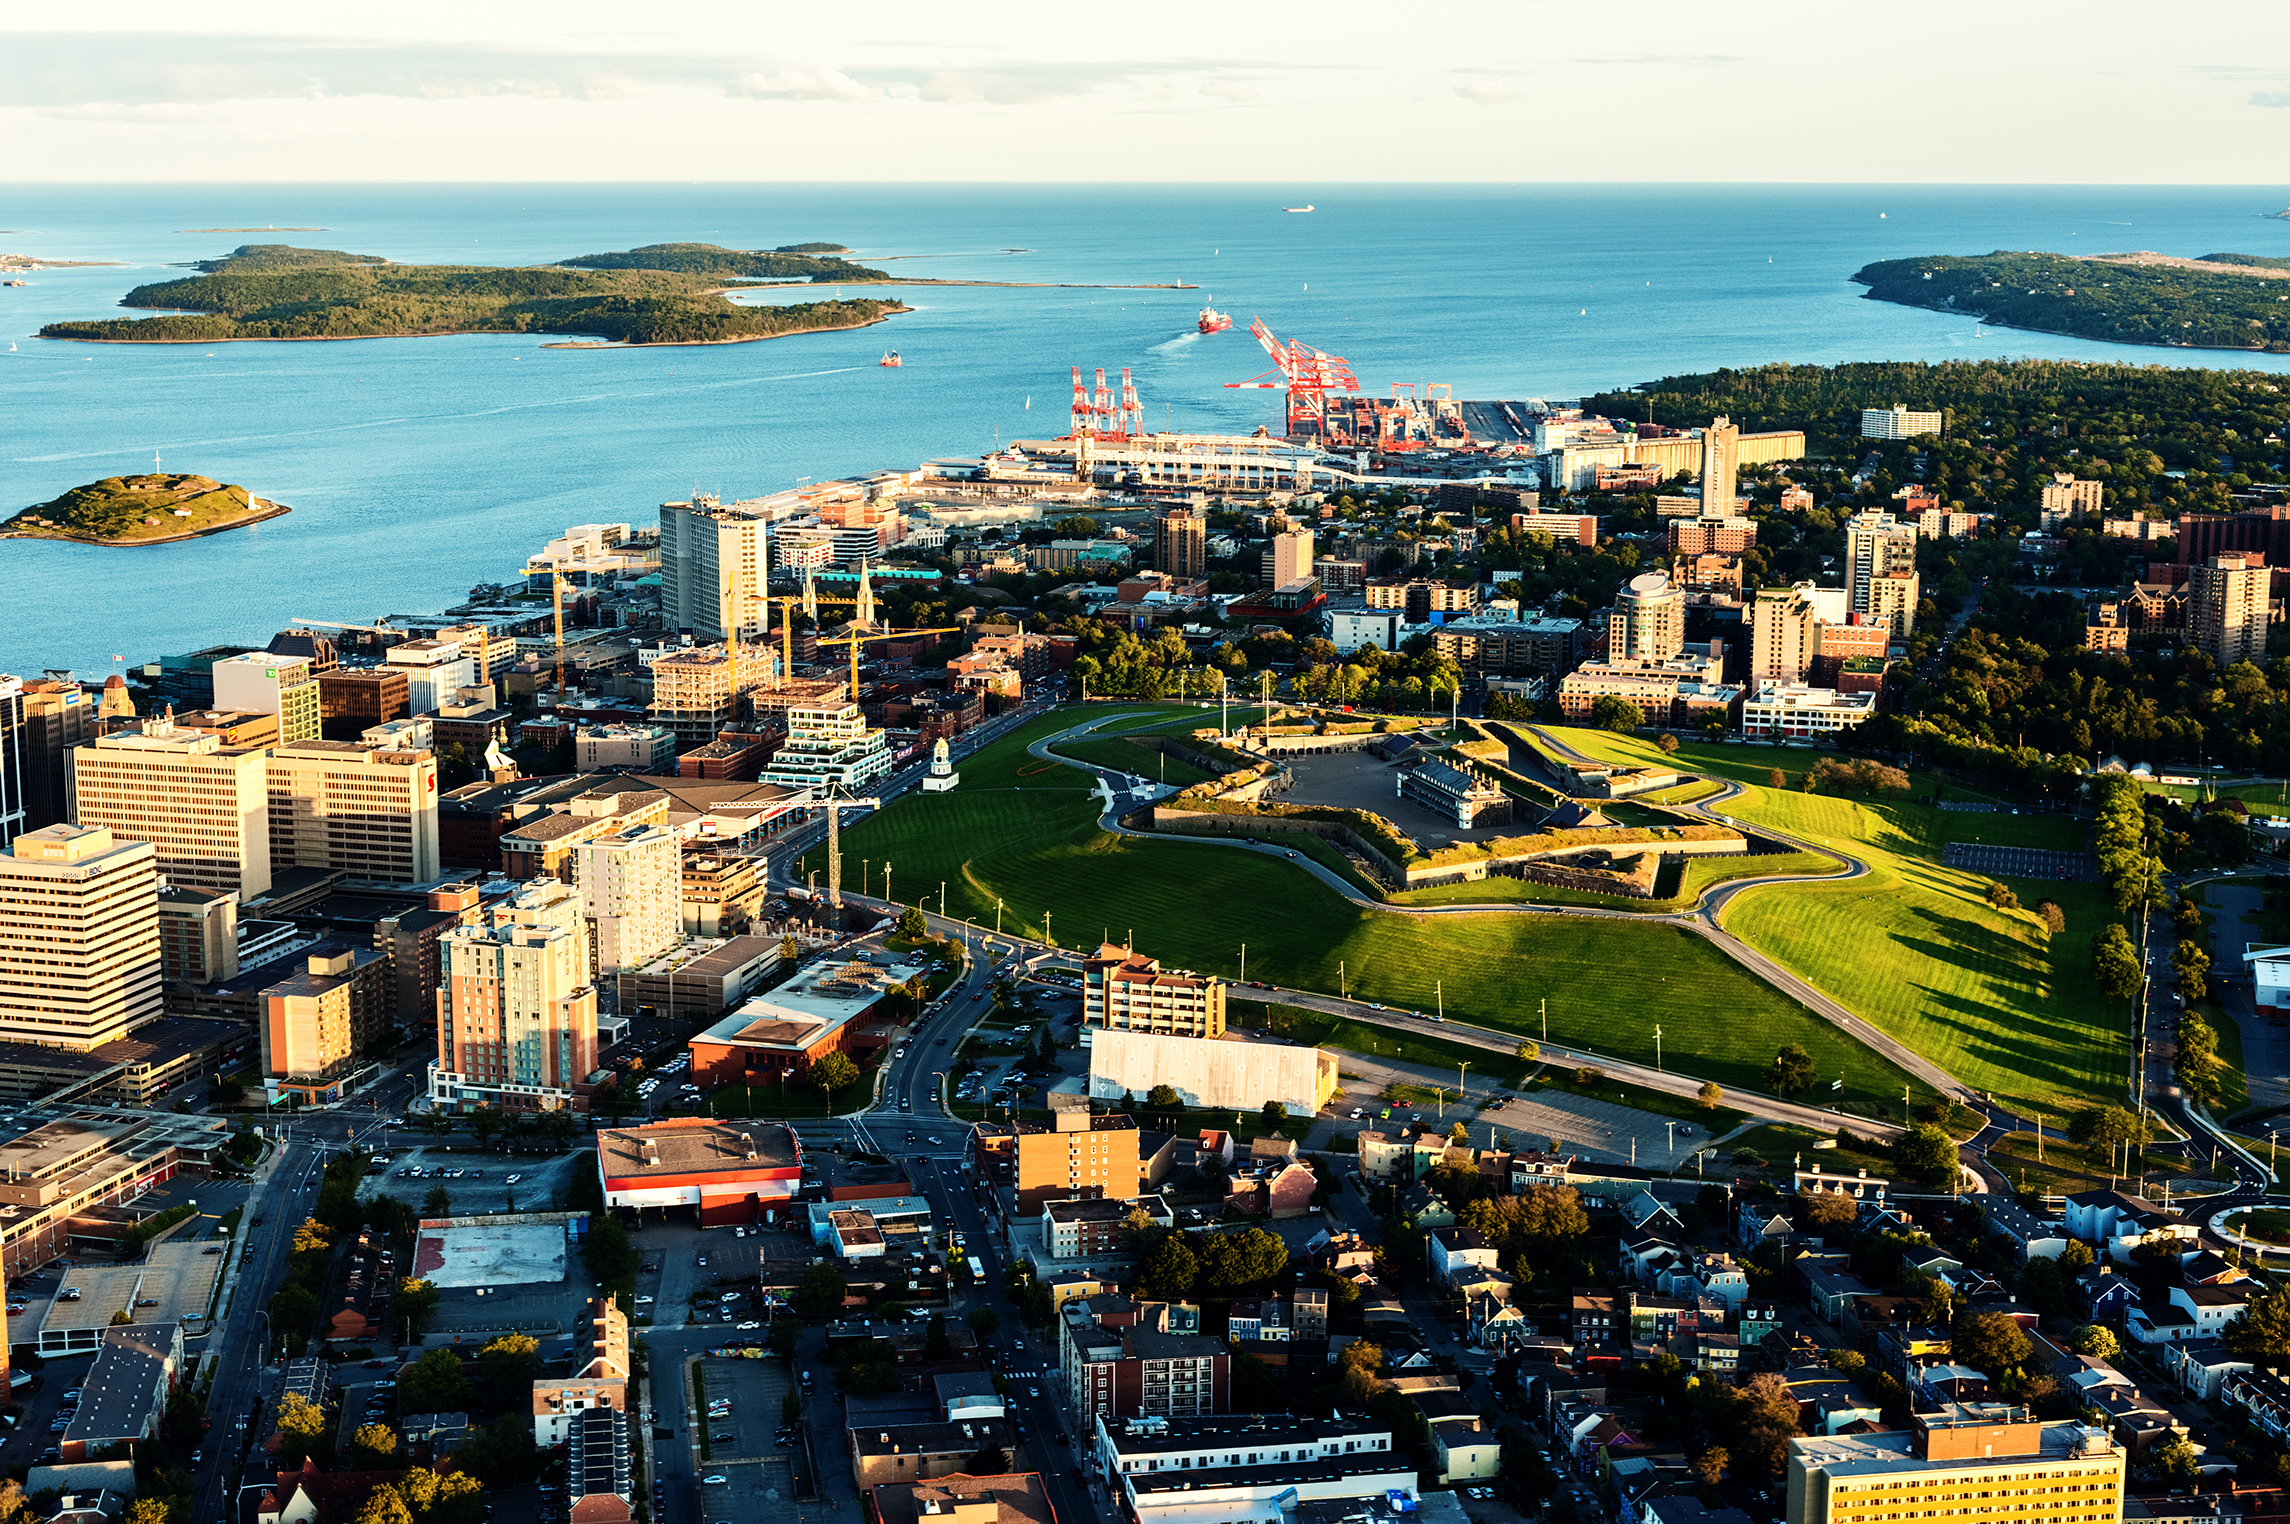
[[815, 625, 961, 700], [1223, 318, 1361, 442]]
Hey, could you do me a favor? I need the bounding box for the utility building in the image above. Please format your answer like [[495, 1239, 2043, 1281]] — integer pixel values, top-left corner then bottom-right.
[[1088, 1029, 1337, 1116]]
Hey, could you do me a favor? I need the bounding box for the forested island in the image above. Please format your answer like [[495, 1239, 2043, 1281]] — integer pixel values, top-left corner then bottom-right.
[[558, 242, 879, 279], [36, 243, 908, 346], [3, 474, 289, 546], [1854, 249, 2290, 352]]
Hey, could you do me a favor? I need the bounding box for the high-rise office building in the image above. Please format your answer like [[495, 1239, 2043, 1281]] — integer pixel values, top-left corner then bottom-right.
[[0, 676, 24, 849], [266, 738, 441, 884], [69, 720, 273, 898], [659, 499, 770, 642], [157, 884, 238, 986], [2189, 552, 2270, 666], [1845, 510, 1918, 619], [1749, 585, 1820, 686], [0, 824, 162, 1051], [13, 679, 92, 836], [432, 877, 599, 1113], [1606, 572, 1686, 662], [571, 821, 682, 975], [384, 640, 477, 716], [1700, 416, 1740, 517], [211, 654, 322, 744], [316, 669, 410, 741], [1154, 509, 1207, 581], [1260, 530, 1314, 588]]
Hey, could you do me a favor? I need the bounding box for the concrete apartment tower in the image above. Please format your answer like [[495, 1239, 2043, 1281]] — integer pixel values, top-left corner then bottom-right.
[[1154, 508, 1207, 581], [210, 654, 321, 743], [2038, 473, 2103, 520], [0, 824, 162, 1051], [1867, 569, 1922, 636], [1261, 530, 1314, 588], [265, 738, 441, 884], [1607, 572, 1686, 662], [1845, 510, 1918, 620], [12, 678, 92, 837], [2190, 552, 2270, 666], [659, 500, 770, 643], [571, 821, 682, 975], [1700, 416, 1740, 517], [432, 877, 598, 1113], [383, 640, 476, 716], [69, 719, 273, 898], [1082, 943, 1227, 1039], [1748, 585, 1819, 686], [0, 677, 24, 850], [261, 948, 375, 1105]]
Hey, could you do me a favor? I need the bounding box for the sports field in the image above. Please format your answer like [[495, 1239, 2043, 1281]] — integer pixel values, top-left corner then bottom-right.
[[1544, 728, 2125, 1113], [814, 711, 1924, 1106]]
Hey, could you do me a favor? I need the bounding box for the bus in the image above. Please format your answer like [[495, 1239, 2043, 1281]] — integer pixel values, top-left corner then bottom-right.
[[967, 1256, 987, 1284]]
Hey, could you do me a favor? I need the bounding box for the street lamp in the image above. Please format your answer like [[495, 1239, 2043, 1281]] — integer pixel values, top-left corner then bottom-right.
[[1459, 1060, 1470, 1106], [1654, 1024, 1663, 1073]]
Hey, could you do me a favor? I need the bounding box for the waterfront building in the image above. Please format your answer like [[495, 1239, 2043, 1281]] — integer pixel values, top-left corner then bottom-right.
[[760, 704, 891, 793], [383, 640, 477, 716], [1607, 571, 1685, 662], [0, 825, 162, 1051], [571, 821, 682, 975], [431, 877, 598, 1113], [2189, 552, 2270, 666], [1860, 404, 1944, 440], [69, 720, 272, 898], [1082, 943, 1225, 1040], [265, 738, 441, 884], [659, 498, 770, 642], [210, 655, 321, 744]]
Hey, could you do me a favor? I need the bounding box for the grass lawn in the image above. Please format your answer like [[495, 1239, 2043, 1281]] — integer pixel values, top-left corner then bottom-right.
[[2143, 780, 2290, 819], [1638, 781, 1728, 807], [2228, 1207, 2290, 1244], [1523, 1068, 1748, 1133], [1724, 1122, 1901, 1182], [2201, 999, 2253, 1116], [1228, 997, 1509, 1078], [814, 711, 1925, 1107], [1052, 735, 1218, 788], [1387, 850, 1844, 914], [1544, 727, 2131, 1115]]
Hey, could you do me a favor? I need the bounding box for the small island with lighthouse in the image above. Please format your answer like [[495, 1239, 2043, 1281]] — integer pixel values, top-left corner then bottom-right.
[[2, 473, 292, 546]]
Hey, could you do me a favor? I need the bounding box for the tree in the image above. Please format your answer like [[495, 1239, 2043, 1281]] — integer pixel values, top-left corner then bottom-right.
[[1692, 1447, 1728, 1486], [2069, 1104, 2147, 1150], [2035, 899, 2067, 934], [1951, 1310, 2031, 1375], [397, 1278, 440, 1339], [897, 906, 927, 940], [1709, 1372, 1803, 1479], [1825, 1349, 1864, 1374], [1261, 1101, 1288, 1129], [274, 1390, 332, 1465], [1985, 881, 2019, 911], [423, 1185, 453, 1218], [2071, 1324, 2120, 1360], [925, 1313, 954, 1363], [1658, 732, 1681, 755], [352, 1423, 400, 1465], [354, 1488, 417, 1524], [1589, 695, 1645, 733], [2091, 924, 2141, 1000], [584, 1213, 638, 1292], [1767, 768, 1786, 789], [1138, 1234, 1199, 1301], [794, 1262, 848, 1318], [267, 1284, 319, 1355], [2175, 1010, 2225, 1106], [401, 1348, 473, 1415], [1337, 1339, 1385, 1404], [479, 1332, 543, 1408], [2226, 1285, 2290, 1361], [1448, 1121, 1469, 1146], [1800, 1190, 1859, 1231], [2147, 1436, 2199, 1488], [126, 1505, 174, 1524], [967, 1306, 1000, 1340], [1768, 1044, 1818, 1096], [1895, 1123, 1959, 1184], [1515, 1039, 1540, 1066], [466, 1106, 501, 1149], [1698, 1080, 1724, 1110], [967, 1445, 1011, 1476], [2174, 939, 2211, 1004], [1146, 1083, 1182, 1113], [809, 1051, 860, 1096]]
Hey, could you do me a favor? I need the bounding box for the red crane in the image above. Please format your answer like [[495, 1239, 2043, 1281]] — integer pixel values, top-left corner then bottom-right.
[[1224, 318, 1361, 442]]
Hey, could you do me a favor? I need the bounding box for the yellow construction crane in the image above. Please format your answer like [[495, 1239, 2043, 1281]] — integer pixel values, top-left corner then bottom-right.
[[816, 625, 961, 698]]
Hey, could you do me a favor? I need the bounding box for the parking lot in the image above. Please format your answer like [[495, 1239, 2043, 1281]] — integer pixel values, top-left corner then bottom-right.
[[1940, 842, 2095, 881], [693, 1355, 804, 1524], [355, 1145, 592, 1216]]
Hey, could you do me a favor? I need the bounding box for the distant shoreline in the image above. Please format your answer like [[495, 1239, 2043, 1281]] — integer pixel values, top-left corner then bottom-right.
[[43, 305, 911, 350], [541, 309, 906, 349], [0, 498, 292, 547]]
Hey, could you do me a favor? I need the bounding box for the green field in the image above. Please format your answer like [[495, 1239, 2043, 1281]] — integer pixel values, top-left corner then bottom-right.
[[1545, 728, 2127, 1114], [811, 710, 1925, 1106], [1051, 736, 1217, 789], [1389, 850, 1845, 913]]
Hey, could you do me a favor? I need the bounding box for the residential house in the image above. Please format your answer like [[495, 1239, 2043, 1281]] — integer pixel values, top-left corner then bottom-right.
[[1690, 1253, 1749, 1311], [1622, 1191, 1684, 1234], [1737, 1203, 1794, 1251], [1737, 1304, 1780, 1346], [1802, 1267, 1875, 1326], [2226, 1368, 2290, 1441], [2126, 1300, 2201, 1346], [1470, 1297, 1531, 1355], [2179, 1250, 2250, 1286], [2086, 1385, 2190, 1455], [1619, 1231, 1682, 1287], [1411, 1387, 1499, 1483], [2064, 1189, 2198, 1264], [1430, 1227, 1501, 1285], [1225, 1158, 1316, 1219], [1909, 1364, 1991, 1406], [2078, 1268, 2141, 1323], [1573, 1291, 1620, 1346], [2170, 1283, 2250, 1338], [1981, 1199, 2070, 1262], [1673, 1332, 1739, 1374], [2165, 1339, 2252, 1401]]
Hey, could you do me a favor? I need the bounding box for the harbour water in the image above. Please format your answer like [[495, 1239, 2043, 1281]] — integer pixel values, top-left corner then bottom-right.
[[4, 181, 2289, 676]]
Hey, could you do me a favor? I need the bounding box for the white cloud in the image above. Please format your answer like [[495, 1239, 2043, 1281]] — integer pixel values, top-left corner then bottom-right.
[[733, 67, 878, 103], [1460, 80, 1507, 104]]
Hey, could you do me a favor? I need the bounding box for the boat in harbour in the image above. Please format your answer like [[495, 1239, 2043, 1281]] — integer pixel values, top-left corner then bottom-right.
[[880, 351, 902, 367], [1197, 303, 1231, 334], [1283, 204, 1314, 213]]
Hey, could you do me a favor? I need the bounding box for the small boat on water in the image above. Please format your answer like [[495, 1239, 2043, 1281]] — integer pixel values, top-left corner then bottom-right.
[[1283, 204, 1314, 213], [880, 351, 902, 367], [1197, 303, 1231, 334]]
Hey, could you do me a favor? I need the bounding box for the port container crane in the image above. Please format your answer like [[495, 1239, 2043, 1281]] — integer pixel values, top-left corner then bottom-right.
[[1223, 318, 1360, 442]]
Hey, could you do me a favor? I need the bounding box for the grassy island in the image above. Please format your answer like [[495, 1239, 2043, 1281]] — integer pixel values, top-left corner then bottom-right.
[[1854, 249, 2290, 353], [37, 243, 909, 347], [3, 474, 288, 546]]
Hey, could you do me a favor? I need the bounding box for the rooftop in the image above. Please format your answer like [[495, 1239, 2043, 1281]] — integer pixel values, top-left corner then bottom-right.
[[694, 954, 926, 1051], [66, 1324, 176, 1443], [872, 1472, 1051, 1524], [595, 1119, 800, 1180]]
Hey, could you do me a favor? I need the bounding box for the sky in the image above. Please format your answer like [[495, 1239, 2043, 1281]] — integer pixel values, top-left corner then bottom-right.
[[6, 0, 2290, 183]]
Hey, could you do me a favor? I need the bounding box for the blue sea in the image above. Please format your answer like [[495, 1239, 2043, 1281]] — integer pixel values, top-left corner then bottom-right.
[[4, 182, 2289, 677]]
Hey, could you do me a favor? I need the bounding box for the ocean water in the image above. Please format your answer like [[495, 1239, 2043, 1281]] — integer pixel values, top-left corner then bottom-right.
[[4, 182, 2289, 677]]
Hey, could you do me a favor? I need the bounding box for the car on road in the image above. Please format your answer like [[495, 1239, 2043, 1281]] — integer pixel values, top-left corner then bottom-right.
[[697, 1256, 708, 1267], [634, 1296, 654, 1305], [702, 1477, 729, 1487], [505, 1174, 523, 1184], [736, 1320, 761, 1329], [1028, 1385, 1039, 1397], [713, 1432, 735, 1442]]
